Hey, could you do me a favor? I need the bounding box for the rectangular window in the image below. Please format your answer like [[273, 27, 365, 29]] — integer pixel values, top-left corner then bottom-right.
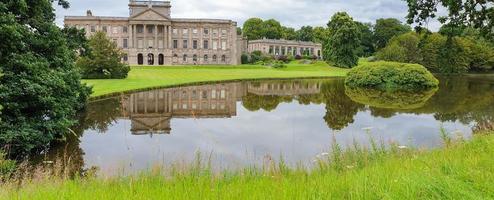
[[193, 40, 198, 49], [91, 26, 96, 32], [112, 27, 118, 34], [147, 26, 154, 34], [123, 39, 128, 48], [148, 39, 153, 48], [203, 40, 209, 49], [221, 29, 227, 36], [137, 26, 143, 33], [123, 26, 128, 33], [102, 26, 108, 33], [173, 40, 178, 49], [173, 28, 178, 34], [192, 29, 198, 34], [138, 39, 143, 48], [123, 54, 128, 61], [213, 29, 218, 37], [203, 28, 209, 35], [158, 26, 164, 34], [221, 41, 227, 50], [183, 28, 188, 35], [159, 40, 164, 49], [212, 40, 218, 50], [183, 40, 188, 49]]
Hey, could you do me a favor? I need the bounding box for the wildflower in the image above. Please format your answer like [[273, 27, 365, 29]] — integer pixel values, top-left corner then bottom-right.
[[398, 146, 407, 149], [362, 127, 374, 131]]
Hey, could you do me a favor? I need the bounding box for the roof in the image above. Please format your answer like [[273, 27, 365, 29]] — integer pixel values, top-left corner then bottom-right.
[[64, 16, 235, 24], [248, 39, 322, 46]]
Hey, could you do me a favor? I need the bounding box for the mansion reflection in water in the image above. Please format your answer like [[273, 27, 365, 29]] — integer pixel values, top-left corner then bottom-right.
[[119, 80, 322, 134]]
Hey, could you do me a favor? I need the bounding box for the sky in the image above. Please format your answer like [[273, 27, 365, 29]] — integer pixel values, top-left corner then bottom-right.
[[54, 0, 441, 31]]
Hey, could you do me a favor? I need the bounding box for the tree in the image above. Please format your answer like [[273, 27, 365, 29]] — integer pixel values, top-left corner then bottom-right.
[[262, 19, 283, 39], [313, 26, 328, 43], [236, 27, 242, 36], [295, 26, 314, 42], [243, 18, 264, 40], [376, 32, 421, 64], [356, 22, 375, 57], [324, 12, 361, 68], [373, 18, 412, 49], [419, 33, 447, 72], [0, 0, 91, 155], [76, 32, 130, 79], [405, 0, 494, 39], [281, 26, 297, 40]]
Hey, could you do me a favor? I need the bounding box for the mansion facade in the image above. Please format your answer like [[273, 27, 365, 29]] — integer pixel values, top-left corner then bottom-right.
[[247, 39, 323, 59], [65, 1, 241, 65]]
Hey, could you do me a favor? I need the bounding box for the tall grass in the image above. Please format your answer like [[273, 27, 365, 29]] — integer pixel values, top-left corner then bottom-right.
[[1, 131, 493, 199]]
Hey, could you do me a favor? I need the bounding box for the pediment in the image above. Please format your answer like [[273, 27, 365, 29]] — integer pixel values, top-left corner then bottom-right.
[[130, 9, 169, 21]]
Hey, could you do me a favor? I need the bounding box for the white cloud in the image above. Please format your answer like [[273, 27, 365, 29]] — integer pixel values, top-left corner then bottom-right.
[[55, 0, 441, 30]]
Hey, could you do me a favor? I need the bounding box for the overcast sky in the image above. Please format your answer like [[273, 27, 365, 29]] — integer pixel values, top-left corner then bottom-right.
[[54, 0, 441, 30]]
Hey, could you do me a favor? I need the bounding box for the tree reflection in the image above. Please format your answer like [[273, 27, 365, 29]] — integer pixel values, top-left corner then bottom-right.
[[321, 80, 364, 130], [345, 87, 437, 110]]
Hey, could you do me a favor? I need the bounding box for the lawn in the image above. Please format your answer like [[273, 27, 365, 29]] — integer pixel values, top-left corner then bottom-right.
[[83, 61, 349, 97], [2, 132, 493, 199]]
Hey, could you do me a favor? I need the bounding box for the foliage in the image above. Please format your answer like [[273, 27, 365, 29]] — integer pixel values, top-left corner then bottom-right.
[[356, 22, 376, 57], [76, 31, 130, 79], [250, 51, 263, 64], [281, 26, 297, 40], [0, 0, 91, 155], [345, 87, 437, 110], [436, 37, 470, 74], [236, 27, 242, 35], [261, 19, 283, 39], [419, 33, 447, 72], [294, 55, 303, 60], [313, 26, 328, 43], [373, 18, 412, 49], [345, 61, 439, 90], [405, 0, 494, 39], [376, 32, 421, 64], [241, 54, 250, 64], [271, 62, 287, 69], [242, 18, 264, 40], [0, 151, 15, 181], [324, 12, 361, 68], [295, 26, 314, 42]]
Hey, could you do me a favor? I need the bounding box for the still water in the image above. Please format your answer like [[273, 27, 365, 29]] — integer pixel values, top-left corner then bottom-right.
[[42, 75, 494, 175]]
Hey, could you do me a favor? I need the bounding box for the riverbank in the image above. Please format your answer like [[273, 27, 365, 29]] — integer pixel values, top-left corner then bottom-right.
[[2, 131, 493, 199], [83, 61, 349, 97]]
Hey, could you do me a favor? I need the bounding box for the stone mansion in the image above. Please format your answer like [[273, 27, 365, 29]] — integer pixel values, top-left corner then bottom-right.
[[64, 0, 323, 66]]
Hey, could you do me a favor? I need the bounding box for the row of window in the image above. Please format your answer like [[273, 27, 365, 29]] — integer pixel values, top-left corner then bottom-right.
[[172, 39, 227, 50], [268, 46, 320, 56], [135, 53, 228, 65], [75, 25, 229, 37]]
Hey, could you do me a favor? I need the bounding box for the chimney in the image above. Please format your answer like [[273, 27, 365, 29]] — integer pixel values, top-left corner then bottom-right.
[[86, 10, 93, 17]]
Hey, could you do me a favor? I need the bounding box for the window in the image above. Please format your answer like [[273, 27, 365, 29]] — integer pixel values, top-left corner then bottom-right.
[[123, 54, 128, 62], [193, 40, 198, 49], [269, 46, 274, 54], [112, 27, 118, 34], [183, 40, 188, 49], [137, 54, 143, 65], [221, 55, 226, 62], [221, 29, 227, 36], [203, 40, 209, 49], [213, 29, 218, 36], [90, 26, 96, 32], [204, 55, 208, 62], [192, 29, 198, 34], [221, 41, 227, 50], [158, 54, 164, 65], [183, 28, 188, 35], [138, 39, 143, 48], [102, 26, 108, 33], [172, 28, 178, 34], [193, 54, 197, 62], [212, 40, 218, 50], [147, 26, 154, 33], [159, 40, 164, 48], [213, 55, 217, 62], [173, 40, 178, 49], [147, 53, 154, 65], [123, 39, 128, 48], [158, 26, 164, 34], [123, 26, 128, 33], [203, 28, 209, 35], [148, 39, 153, 48], [183, 54, 187, 62], [137, 25, 144, 33]]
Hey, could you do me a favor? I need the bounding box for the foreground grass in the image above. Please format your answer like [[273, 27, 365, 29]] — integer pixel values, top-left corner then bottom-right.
[[83, 61, 348, 97], [2, 132, 493, 199]]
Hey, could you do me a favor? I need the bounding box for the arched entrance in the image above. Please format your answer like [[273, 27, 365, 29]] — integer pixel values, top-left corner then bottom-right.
[[158, 54, 164, 65], [147, 53, 154, 65], [137, 53, 143, 65]]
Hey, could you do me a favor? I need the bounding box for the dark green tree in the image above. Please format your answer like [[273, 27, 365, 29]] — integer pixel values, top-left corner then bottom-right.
[[355, 22, 375, 57], [313, 26, 328, 43], [242, 18, 264, 40], [281, 26, 297, 40], [324, 12, 361, 68], [236, 27, 242, 36], [295, 26, 314, 42], [0, 0, 91, 155], [373, 18, 412, 49], [76, 31, 130, 79], [262, 19, 283, 39]]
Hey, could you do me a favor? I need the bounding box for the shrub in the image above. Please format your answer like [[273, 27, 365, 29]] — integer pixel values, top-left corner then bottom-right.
[[241, 54, 250, 64], [275, 55, 289, 63], [345, 61, 439, 90], [311, 55, 319, 60], [295, 55, 303, 60], [0, 151, 16, 180], [272, 62, 287, 69], [376, 32, 421, 64], [250, 51, 263, 63]]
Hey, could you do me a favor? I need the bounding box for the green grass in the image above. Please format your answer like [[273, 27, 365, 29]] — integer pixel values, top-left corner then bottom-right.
[[2, 132, 494, 199], [83, 61, 349, 97]]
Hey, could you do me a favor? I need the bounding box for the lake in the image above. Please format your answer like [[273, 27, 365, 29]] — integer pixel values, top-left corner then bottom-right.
[[39, 75, 494, 176]]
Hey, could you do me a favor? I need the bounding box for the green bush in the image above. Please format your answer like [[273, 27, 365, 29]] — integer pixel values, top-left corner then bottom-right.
[[345, 61, 439, 90], [376, 32, 421, 64], [0, 151, 16, 180], [241, 54, 250, 64], [272, 62, 287, 69]]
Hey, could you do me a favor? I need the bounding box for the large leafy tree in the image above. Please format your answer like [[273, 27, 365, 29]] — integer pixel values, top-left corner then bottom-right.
[[262, 19, 283, 39], [0, 0, 91, 156], [76, 31, 130, 79], [356, 22, 376, 57], [242, 18, 264, 40], [324, 12, 361, 68], [313, 26, 328, 43], [281, 26, 297, 40], [295, 26, 314, 42], [405, 0, 494, 39], [373, 18, 412, 49]]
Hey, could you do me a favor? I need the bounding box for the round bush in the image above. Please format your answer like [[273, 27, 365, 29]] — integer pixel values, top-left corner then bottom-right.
[[345, 61, 439, 90]]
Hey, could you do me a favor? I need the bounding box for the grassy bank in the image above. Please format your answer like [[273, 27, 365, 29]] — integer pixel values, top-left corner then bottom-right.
[[2, 132, 493, 199], [82, 61, 348, 97]]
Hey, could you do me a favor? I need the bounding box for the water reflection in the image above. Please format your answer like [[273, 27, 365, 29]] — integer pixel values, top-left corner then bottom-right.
[[41, 75, 494, 176]]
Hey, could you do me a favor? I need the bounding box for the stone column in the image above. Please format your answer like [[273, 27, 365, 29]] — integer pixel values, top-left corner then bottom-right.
[[154, 24, 158, 49], [168, 25, 172, 49], [133, 25, 137, 48], [129, 24, 133, 48], [144, 24, 147, 48]]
